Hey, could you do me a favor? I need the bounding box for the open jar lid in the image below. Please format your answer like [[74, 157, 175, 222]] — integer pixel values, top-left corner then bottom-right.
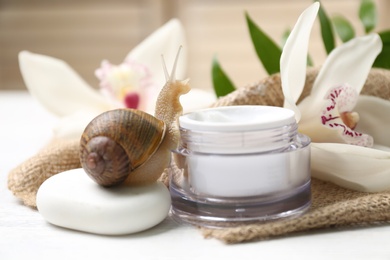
[[179, 105, 296, 132]]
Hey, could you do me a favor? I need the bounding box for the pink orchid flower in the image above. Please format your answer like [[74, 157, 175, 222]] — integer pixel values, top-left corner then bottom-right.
[[94, 59, 154, 110]]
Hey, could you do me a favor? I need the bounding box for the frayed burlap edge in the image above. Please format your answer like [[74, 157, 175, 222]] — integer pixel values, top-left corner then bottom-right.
[[7, 139, 81, 208]]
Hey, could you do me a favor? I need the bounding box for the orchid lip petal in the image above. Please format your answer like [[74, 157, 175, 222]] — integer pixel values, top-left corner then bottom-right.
[[298, 111, 373, 147], [355, 95, 390, 147], [310, 34, 382, 105], [280, 2, 319, 122], [126, 19, 187, 89], [311, 142, 390, 192], [19, 51, 113, 117], [319, 84, 373, 147]]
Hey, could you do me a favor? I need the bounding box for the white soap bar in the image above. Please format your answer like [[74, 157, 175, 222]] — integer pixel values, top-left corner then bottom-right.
[[36, 168, 171, 235]]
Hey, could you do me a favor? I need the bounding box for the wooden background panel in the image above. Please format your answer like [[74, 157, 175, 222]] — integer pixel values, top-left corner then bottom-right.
[[0, 0, 389, 92], [0, 0, 164, 90]]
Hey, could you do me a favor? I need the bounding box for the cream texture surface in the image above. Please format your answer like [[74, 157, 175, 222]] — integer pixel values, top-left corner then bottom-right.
[[179, 106, 295, 132], [36, 168, 171, 235]]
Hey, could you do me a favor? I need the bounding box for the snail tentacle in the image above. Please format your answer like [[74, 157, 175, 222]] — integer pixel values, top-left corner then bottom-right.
[[156, 46, 190, 149]]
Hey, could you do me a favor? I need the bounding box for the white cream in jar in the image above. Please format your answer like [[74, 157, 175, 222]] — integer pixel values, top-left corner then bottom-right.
[[170, 106, 311, 226]]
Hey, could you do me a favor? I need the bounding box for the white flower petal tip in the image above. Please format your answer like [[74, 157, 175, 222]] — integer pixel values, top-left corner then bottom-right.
[[180, 89, 217, 113], [280, 2, 320, 122], [310, 34, 383, 104], [311, 143, 390, 192], [52, 110, 101, 139], [126, 19, 187, 88], [19, 51, 113, 117]]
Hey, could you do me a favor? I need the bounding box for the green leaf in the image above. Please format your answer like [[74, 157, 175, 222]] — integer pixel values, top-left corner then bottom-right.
[[246, 12, 282, 75], [359, 0, 377, 33], [332, 15, 355, 42], [307, 55, 314, 67], [211, 57, 236, 98], [281, 28, 291, 47], [373, 30, 390, 69], [317, 1, 336, 54]]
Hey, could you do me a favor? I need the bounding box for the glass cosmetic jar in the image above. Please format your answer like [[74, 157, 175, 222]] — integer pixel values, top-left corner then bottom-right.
[[169, 106, 311, 227]]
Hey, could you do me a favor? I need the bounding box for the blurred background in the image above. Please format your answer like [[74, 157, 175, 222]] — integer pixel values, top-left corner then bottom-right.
[[1, 0, 389, 92]]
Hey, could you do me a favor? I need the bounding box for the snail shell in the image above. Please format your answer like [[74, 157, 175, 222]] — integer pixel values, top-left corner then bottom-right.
[[80, 109, 166, 187]]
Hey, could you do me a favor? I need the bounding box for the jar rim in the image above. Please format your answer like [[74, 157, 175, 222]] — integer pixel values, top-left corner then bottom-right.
[[179, 105, 296, 132]]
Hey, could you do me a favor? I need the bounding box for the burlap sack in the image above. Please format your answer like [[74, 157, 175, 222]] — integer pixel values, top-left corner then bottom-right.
[[7, 68, 390, 243], [7, 139, 81, 207]]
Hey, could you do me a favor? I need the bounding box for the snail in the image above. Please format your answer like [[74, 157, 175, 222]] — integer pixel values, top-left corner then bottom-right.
[[79, 47, 190, 187]]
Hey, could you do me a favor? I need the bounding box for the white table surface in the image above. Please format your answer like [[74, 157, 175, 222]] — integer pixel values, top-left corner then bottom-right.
[[1, 91, 390, 260]]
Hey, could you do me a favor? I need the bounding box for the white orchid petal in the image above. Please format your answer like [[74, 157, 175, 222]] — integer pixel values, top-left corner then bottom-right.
[[281, 2, 319, 122], [296, 95, 318, 120], [52, 110, 102, 139], [126, 19, 187, 89], [19, 51, 113, 117], [373, 144, 390, 152], [310, 34, 382, 104], [355, 95, 390, 147], [311, 142, 390, 192], [180, 89, 217, 113]]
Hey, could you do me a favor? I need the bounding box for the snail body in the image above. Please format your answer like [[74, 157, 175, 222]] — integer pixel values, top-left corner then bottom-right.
[[80, 47, 190, 187]]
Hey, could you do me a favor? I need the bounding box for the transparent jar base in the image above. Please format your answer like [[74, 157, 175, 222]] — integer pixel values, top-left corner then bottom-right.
[[169, 177, 311, 228]]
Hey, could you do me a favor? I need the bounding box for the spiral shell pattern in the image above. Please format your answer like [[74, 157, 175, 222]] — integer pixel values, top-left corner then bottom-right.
[[80, 108, 166, 186]]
